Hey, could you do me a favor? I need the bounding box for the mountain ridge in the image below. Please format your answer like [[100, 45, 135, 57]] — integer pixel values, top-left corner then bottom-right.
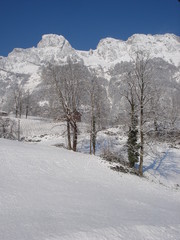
[[0, 33, 179, 115], [1, 33, 179, 63]]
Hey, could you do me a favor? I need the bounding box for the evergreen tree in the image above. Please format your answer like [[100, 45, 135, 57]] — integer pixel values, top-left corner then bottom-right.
[[127, 115, 139, 168]]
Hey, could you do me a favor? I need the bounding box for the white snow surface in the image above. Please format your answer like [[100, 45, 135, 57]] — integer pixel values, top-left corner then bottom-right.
[[0, 137, 180, 240]]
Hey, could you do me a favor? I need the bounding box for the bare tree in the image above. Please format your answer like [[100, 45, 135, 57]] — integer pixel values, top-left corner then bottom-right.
[[85, 70, 109, 155], [149, 82, 163, 132], [42, 59, 86, 151], [122, 72, 140, 167], [13, 83, 24, 118], [166, 91, 180, 129], [131, 51, 153, 176], [24, 90, 31, 119], [88, 75, 98, 155], [122, 72, 138, 128]]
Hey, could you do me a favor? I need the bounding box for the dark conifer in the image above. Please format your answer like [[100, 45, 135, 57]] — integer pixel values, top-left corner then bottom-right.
[[127, 115, 139, 168]]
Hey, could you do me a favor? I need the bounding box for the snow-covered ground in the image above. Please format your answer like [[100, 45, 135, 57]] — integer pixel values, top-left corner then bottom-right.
[[0, 137, 180, 240], [11, 116, 180, 189], [143, 145, 180, 190]]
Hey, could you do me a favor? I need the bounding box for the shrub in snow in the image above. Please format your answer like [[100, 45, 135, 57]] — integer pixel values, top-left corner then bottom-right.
[[0, 117, 17, 140]]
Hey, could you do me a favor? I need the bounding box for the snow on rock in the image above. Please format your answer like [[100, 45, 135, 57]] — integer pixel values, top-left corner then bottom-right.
[[174, 71, 180, 83], [0, 138, 180, 240], [0, 33, 180, 94], [24, 72, 42, 93], [38, 100, 49, 107], [37, 34, 71, 48], [95, 34, 180, 66], [96, 37, 130, 63], [36, 34, 77, 62], [77, 33, 180, 77]]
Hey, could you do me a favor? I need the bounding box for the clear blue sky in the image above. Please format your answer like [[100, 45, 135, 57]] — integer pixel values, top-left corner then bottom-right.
[[0, 0, 179, 56]]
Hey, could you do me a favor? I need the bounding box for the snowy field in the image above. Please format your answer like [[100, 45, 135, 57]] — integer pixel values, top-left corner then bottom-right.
[[0, 137, 180, 240], [11, 116, 127, 151], [17, 117, 180, 189]]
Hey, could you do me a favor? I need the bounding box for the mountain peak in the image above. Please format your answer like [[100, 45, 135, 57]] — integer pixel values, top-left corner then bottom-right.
[[97, 37, 122, 48], [37, 34, 71, 48]]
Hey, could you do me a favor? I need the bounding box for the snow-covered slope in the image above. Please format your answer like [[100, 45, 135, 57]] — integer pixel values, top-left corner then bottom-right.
[[0, 138, 180, 240]]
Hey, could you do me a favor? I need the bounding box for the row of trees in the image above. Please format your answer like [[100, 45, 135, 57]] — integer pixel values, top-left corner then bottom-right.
[[40, 51, 179, 176], [42, 59, 106, 153], [1, 50, 179, 176], [120, 51, 180, 175], [13, 85, 30, 119], [122, 51, 152, 176]]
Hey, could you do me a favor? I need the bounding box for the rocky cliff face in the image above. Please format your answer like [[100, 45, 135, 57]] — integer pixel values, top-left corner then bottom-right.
[[0, 33, 179, 117]]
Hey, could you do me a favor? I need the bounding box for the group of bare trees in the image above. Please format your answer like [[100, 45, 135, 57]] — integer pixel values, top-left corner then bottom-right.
[[0, 45, 178, 179], [13, 84, 30, 119], [119, 51, 180, 176], [1, 49, 173, 177], [42, 59, 107, 154], [42, 60, 90, 152], [120, 51, 153, 175], [86, 74, 106, 155], [41, 51, 180, 176], [42, 61, 80, 151]]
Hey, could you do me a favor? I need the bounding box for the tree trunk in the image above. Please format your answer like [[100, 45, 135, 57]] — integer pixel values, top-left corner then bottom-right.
[[19, 101, 22, 119], [90, 133, 92, 154], [130, 161, 135, 168], [18, 118, 20, 141], [92, 115, 96, 155], [15, 106, 18, 118], [26, 105, 29, 119], [73, 122, 77, 152], [67, 119, 72, 150], [139, 125, 144, 176], [139, 88, 144, 176]]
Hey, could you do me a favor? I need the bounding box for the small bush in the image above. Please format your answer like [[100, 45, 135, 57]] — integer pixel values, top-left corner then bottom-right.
[[0, 117, 17, 140]]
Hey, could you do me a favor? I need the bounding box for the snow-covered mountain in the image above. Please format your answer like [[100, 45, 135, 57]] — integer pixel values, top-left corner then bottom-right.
[[0, 33, 180, 114], [78, 34, 180, 68]]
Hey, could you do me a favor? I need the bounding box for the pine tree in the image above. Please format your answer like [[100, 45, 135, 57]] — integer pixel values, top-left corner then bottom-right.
[[127, 115, 139, 168]]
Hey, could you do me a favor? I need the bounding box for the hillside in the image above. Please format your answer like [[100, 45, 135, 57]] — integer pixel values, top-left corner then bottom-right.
[[0, 138, 180, 240]]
